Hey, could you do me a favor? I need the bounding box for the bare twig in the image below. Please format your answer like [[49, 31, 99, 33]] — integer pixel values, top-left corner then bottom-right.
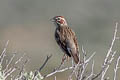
[[34, 55, 52, 79], [54, 76, 56, 80], [4, 53, 16, 73], [114, 56, 120, 80], [86, 60, 95, 80], [69, 62, 82, 80], [79, 52, 96, 80], [39, 54, 52, 72], [16, 59, 29, 79], [85, 52, 96, 64], [45, 66, 73, 78], [14, 53, 26, 65], [82, 46, 87, 63], [92, 22, 119, 80], [0, 40, 9, 64], [101, 51, 116, 80], [101, 22, 118, 80], [104, 22, 118, 66], [0, 41, 27, 80], [4, 53, 27, 79], [4, 68, 16, 79]]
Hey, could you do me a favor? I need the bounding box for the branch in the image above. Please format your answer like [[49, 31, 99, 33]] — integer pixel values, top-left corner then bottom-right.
[[79, 52, 96, 80], [86, 60, 95, 80], [104, 22, 118, 66], [39, 54, 52, 72], [4, 53, 16, 73], [114, 56, 120, 80], [44, 66, 73, 78], [92, 22, 119, 80], [34, 55, 52, 78], [101, 22, 118, 80], [0, 40, 9, 64]]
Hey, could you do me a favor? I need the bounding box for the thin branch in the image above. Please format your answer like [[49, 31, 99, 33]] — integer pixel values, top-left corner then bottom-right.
[[114, 56, 120, 80], [101, 22, 118, 80], [54, 76, 56, 80], [34, 55, 52, 78], [104, 22, 118, 66], [4, 53, 16, 73], [4, 68, 16, 79], [44, 66, 73, 78], [79, 62, 88, 80], [86, 60, 95, 80], [101, 51, 116, 80], [82, 45, 87, 63], [69, 62, 82, 80], [0, 40, 9, 64], [14, 58, 29, 80], [108, 51, 116, 64], [14, 53, 26, 65], [39, 54, 52, 72], [92, 22, 119, 80], [85, 52, 96, 64]]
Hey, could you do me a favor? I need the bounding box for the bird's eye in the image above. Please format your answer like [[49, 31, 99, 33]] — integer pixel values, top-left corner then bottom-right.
[[57, 18, 60, 20], [56, 18, 60, 21]]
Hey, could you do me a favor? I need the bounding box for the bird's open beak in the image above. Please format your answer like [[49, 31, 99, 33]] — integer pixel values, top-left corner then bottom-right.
[[50, 18, 55, 22]]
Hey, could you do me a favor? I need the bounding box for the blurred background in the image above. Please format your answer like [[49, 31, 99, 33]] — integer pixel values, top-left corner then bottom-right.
[[0, 0, 120, 80]]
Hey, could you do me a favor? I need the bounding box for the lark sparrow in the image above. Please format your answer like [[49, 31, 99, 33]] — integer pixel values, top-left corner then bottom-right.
[[51, 16, 80, 64]]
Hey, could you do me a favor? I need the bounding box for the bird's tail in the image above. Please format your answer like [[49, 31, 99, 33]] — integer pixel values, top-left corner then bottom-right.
[[71, 53, 79, 64]]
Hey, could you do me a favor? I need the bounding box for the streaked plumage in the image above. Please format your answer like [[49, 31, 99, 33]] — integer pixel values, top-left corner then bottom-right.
[[51, 16, 79, 64]]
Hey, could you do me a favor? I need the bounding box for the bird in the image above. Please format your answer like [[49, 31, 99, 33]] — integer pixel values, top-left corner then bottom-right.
[[51, 16, 80, 64]]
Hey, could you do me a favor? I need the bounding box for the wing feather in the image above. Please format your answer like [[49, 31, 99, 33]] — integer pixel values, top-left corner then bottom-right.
[[55, 29, 71, 57]]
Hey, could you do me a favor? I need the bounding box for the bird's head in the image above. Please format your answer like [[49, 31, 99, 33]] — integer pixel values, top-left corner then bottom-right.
[[50, 16, 68, 27]]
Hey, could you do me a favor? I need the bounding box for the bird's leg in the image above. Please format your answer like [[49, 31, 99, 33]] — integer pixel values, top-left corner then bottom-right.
[[57, 54, 66, 70], [66, 55, 69, 62], [71, 58, 74, 67], [60, 55, 70, 67], [61, 54, 66, 65], [53, 54, 66, 71]]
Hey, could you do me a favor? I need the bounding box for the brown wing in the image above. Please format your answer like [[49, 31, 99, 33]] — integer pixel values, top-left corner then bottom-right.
[[71, 34, 79, 64], [55, 28, 71, 57], [73, 34, 79, 55], [65, 27, 79, 64]]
